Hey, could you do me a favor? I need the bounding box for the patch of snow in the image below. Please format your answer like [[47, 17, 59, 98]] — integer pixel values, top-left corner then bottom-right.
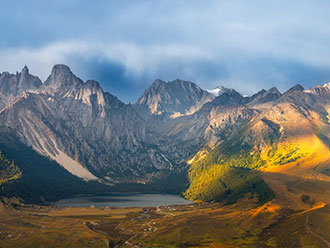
[[323, 83, 330, 89], [303, 89, 313, 93], [207, 85, 233, 96], [207, 88, 222, 96]]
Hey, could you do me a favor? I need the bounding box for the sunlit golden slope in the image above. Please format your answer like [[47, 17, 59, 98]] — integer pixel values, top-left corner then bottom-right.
[[261, 135, 330, 180], [184, 93, 330, 203], [0, 151, 21, 186], [253, 100, 330, 181]]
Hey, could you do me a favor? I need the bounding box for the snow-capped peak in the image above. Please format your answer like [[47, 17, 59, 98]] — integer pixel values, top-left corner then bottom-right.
[[207, 85, 234, 96], [323, 82, 330, 89]]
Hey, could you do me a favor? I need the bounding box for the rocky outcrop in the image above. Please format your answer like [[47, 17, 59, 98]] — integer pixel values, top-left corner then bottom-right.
[[248, 87, 281, 105], [136, 79, 215, 118], [0, 66, 42, 110], [207, 85, 237, 96], [2, 64, 330, 202], [0, 65, 180, 183]]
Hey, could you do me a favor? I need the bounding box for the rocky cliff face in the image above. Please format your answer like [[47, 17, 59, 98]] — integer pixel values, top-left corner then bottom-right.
[[0, 65, 181, 184], [248, 87, 282, 105], [0, 66, 42, 110], [136, 79, 215, 118], [207, 85, 237, 96], [2, 64, 330, 204]]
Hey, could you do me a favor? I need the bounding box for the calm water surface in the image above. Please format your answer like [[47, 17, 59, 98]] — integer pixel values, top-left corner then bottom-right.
[[53, 194, 192, 208]]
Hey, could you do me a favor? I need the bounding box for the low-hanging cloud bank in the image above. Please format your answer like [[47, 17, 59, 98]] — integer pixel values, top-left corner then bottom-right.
[[1, 0, 330, 102]]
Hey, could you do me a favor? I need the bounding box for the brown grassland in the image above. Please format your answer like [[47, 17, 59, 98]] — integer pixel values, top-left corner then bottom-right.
[[1, 136, 330, 247], [1, 173, 330, 248]]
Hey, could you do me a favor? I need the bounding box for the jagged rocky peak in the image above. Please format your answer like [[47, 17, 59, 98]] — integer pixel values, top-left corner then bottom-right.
[[210, 87, 246, 107], [44, 64, 83, 89], [0, 65, 42, 96], [168, 79, 213, 99], [136, 78, 215, 116], [136, 79, 168, 106], [284, 84, 305, 94], [22, 65, 29, 74], [268, 87, 281, 94], [17, 65, 42, 92], [83, 79, 104, 96], [303, 82, 330, 96], [150, 79, 166, 89], [249, 86, 282, 104], [323, 82, 330, 89], [85, 80, 102, 91], [77, 79, 107, 107], [207, 85, 237, 96]]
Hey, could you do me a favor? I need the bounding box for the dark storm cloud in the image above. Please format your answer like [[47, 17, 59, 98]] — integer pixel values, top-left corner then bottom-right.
[[71, 55, 229, 102], [77, 57, 145, 103], [1, 0, 330, 102]]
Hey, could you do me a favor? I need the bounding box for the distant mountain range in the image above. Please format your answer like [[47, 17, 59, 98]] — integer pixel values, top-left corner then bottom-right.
[[1, 64, 330, 204]]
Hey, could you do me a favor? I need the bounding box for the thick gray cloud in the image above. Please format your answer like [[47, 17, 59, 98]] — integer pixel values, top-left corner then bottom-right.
[[1, 0, 330, 102]]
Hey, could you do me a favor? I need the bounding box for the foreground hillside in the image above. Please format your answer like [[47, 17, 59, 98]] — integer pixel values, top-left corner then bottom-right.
[[2, 138, 330, 247], [1, 185, 330, 248]]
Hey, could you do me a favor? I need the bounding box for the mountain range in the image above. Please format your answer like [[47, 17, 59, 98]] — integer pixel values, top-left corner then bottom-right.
[[1, 64, 330, 206]]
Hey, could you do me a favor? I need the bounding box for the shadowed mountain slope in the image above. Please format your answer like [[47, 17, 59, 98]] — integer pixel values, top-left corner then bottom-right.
[[0, 65, 184, 187]]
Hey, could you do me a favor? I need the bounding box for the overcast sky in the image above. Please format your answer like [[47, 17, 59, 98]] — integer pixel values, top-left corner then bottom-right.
[[1, 0, 330, 102]]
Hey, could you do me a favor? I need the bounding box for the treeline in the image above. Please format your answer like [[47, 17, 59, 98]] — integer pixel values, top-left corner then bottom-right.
[[0, 133, 190, 204], [184, 137, 275, 204], [0, 136, 112, 203], [0, 151, 21, 185]]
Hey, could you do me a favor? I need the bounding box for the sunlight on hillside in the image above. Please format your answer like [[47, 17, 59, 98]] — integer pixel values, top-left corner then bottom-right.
[[0, 151, 21, 185], [261, 135, 330, 181], [184, 134, 330, 204]]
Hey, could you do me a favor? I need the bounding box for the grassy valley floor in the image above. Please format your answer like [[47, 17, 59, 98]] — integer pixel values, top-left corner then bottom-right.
[[2, 134, 330, 247], [1, 188, 330, 248]]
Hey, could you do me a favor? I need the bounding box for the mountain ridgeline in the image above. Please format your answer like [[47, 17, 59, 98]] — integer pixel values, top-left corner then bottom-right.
[[136, 79, 215, 118], [1, 64, 330, 205]]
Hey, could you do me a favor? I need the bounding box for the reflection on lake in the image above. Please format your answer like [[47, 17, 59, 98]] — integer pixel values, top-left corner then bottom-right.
[[53, 194, 192, 208]]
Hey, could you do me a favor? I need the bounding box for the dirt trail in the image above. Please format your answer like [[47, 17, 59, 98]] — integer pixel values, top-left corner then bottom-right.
[[85, 222, 109, 237], [298, 202, 326, 216], [260, 172, 307, 209], [260, 160, 330, 247], [304, 206, 330, 248]]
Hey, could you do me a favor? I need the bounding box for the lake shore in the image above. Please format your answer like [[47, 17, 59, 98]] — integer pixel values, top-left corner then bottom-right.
[[52, 193, 193, 208]]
